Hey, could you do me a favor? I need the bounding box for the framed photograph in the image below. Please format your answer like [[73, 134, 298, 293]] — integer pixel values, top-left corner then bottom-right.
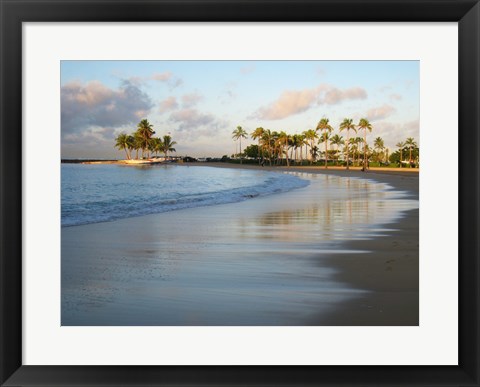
[[1, 0, 479, 386]]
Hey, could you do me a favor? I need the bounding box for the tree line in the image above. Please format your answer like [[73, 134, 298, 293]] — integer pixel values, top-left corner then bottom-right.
[[233, 118, 419, 168], [114, 119, 177, 160]]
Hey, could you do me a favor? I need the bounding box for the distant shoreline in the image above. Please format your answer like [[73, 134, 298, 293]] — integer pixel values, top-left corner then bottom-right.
[[185, 161, 419, 176], [62, 158, 420, 173]]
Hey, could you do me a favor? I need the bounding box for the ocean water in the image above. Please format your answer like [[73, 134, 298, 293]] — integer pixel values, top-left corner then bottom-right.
[[61, 164, 310, 227], [61, 166, 419, 325]]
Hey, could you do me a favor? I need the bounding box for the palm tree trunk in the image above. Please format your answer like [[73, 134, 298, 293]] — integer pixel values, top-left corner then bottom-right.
[[364, 130, 368, 169], [285, 139, 290, 167], [239, 138, 242, 164], [346, 132, 350, 169], [324, 134, 328, 169], [310, 140, 313, 165]]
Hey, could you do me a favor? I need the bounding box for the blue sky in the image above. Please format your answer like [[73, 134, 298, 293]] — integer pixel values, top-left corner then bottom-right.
[[61, 60, 419, 158]]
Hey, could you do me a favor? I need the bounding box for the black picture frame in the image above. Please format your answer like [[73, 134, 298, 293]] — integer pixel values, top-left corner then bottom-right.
[[1, 0, 479, 386]]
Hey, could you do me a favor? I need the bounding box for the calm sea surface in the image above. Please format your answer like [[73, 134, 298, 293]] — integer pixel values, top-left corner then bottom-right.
[[61, 164, 309, 227]]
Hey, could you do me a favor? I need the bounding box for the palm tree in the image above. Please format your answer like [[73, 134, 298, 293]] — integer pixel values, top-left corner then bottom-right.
[[278, 131, 291, 166], [161, 135, 177, 159], [127, 135, 135, 159], [330, 134, 344, 165], [405, 137, 417, 165], [358, 118, 372, 169], [136, 119, 155, 158], [297, 133, 307, 165], [374, 137, 385, 163], [339, 118, 356, 169], [270, 131, 280, 165], [396, 141, 405, 167], [316, 118, 333, 168], [303, 129, 318, 165], [310, 145, 319, 163], [261, 129, 273, 166], [133, 132, 143, 159], [351, 137, 363, 165], [291, 134, 303, 164], [251, 127, 265, 164], [150, 137, 163, 157], [114, 133, 132, 160], [232, 126, 248, 164], [318, 131, 331, 167]]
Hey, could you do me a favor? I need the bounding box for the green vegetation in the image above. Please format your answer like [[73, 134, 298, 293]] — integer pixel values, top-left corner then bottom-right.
[[390, 139, 419, 167], [231, 118, 419, 169], [114, 117, 419, 169], [114, 119, 178, 160]]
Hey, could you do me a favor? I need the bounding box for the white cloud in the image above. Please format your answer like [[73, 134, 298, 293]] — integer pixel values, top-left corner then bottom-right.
[[322, 87, 367, 105], [151, 72, 183, 90], [61, 79, 154, 136], [159, 96, 179, 113], [252, 84, 367, 120], [366, 104, 396, 121], [169, 108, 229, 133], [152, 71, 173, 81]]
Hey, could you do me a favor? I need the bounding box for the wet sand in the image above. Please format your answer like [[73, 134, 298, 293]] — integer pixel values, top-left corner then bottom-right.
[[195, 163, 420, 325], [62, 163, 418, 326]]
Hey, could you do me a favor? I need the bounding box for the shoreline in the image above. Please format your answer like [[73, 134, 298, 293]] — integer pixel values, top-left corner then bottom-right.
[[67, 158, 420, 174], [62, 163, 418, 325], [183, 163, 420, 325], [186, 162, 418, 197]]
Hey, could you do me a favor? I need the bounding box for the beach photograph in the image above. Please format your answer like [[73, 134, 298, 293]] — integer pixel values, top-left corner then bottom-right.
[[61, 60, 419, 326]]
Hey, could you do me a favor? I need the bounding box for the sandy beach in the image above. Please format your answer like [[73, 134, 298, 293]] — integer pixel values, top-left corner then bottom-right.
[[193, 163, 420, 325], [62, 163, 419, 326]]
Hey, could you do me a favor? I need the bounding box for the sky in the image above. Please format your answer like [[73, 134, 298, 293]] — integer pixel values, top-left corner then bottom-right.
[[61, 60, 419, 159]]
